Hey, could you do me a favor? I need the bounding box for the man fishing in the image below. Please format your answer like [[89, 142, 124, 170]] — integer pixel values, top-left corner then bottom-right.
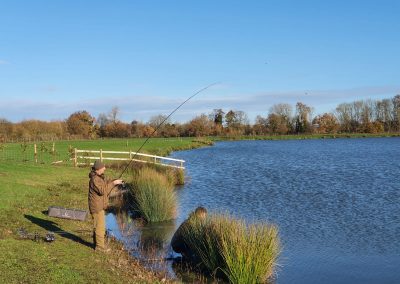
[[88, 160, 123, 252], [87, 83, 216, 252]]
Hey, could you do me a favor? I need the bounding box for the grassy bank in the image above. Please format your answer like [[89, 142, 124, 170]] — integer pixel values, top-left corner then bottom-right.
[[0, 137, 209, 164], [212, 132, 400, 142], [0, 162, 171, 283], [0, 137, 206, 283]]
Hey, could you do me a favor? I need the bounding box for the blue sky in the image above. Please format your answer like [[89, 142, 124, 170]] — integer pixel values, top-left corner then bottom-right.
[[0, 0, 399, 123]]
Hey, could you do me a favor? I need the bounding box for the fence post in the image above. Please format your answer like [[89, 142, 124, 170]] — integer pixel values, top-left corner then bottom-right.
[[129, 150, 132, 160], [100, 149, 103, 162], [34, 144, 37, 163], [74, 148, 77, 167]]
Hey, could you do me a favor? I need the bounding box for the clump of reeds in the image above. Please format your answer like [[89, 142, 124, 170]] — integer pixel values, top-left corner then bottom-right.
[[130, 167, 177, 223], [219, 220, 280, 283], [180, 215, 223, 274], [180, 213, 280, 283], [114, 161, 185, 186], [174, 168, 185, 185], [163, 167, 185, 186]]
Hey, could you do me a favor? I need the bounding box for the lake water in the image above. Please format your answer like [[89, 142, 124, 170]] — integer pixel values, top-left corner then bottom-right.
[[107, 137, 400, 283]]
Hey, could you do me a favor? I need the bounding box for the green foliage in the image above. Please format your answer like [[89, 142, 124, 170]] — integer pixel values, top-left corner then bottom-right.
[[181, 213, 280, 283], [130, 167, 177, 223]]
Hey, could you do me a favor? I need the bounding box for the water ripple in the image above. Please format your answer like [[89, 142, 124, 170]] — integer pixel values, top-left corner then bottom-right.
[[172, 138, 400, 284]]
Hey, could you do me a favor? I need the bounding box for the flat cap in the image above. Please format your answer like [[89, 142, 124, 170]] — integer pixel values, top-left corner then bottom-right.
[[93, 160, 105, 170]]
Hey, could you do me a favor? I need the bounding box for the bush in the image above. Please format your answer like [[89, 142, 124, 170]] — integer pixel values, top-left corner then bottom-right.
[[129, 167, 177, 222], [181, 213, 280, 283]]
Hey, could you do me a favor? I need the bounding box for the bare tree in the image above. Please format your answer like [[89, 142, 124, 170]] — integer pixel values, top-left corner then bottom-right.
[[109, 106, 120, 123], [209, 109, 225, 126], [295, 102, 313, 133], [269, 103, 293, 133], [393, 95, 400, 131], [97, 113, 110, 128]]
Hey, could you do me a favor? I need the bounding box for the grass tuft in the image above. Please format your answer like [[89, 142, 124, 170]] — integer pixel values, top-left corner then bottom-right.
[[129, 167, 177, 223], [219, 220, 280, 283], [181, 213, 280, 283]]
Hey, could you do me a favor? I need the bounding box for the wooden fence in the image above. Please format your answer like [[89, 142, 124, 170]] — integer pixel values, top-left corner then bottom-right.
[[73, 149, 185, 169]]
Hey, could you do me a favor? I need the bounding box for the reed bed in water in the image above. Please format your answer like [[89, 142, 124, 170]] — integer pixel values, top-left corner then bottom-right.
[[181, 213, 280, 283], [220, 220, 280, 283], [129, 167, 177, 222]]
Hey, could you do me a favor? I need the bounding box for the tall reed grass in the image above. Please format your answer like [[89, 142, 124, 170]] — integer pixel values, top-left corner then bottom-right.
[[180, 215, 223, 274], [180, 213, 280, 283], [129, 167, 177, 222], [112, 161, 184, 185], [219, 220, 280, 283]]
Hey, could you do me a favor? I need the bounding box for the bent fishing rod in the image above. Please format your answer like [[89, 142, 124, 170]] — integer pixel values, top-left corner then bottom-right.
[[117, 82, 220, 179]]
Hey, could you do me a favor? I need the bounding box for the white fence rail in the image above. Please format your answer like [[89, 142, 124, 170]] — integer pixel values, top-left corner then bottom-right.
[[73, 149, 185, 169]]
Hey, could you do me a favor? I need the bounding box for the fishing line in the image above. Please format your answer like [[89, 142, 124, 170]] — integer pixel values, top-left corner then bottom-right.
[[117, 82, 220, 179]]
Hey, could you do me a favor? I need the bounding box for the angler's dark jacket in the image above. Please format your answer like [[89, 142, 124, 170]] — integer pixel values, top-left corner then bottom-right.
[[88, 170, 115, 214], [171, 218, 201, 264], [171, 219, 190, 255]]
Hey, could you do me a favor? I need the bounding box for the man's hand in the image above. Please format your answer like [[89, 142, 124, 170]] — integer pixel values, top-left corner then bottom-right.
[[113, 179, 123, 185]]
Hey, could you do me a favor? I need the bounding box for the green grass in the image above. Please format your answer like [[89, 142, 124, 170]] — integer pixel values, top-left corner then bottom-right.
[[0, 137, 208, 165], [219, 219, 280, 283], [212, 132, 400, 141], [181, 213, 280, 283], [0, 138, 200, 283], [181, 214, 224, 275], [129, 167, 177, 223], [0, 162, 165, 283]]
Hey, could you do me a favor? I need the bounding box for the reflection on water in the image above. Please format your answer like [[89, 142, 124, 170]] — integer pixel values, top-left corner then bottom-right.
[[106, 209, 174, 256], [106, 205, 222, 282], [106, 209, 178, 277], [107, 138, 400, 284]]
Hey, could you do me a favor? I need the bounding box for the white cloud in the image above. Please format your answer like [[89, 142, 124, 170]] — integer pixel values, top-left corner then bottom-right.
[[1, 85, 399, 123]]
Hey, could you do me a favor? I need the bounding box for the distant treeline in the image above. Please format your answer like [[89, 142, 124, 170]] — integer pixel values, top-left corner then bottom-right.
[[1, 95, 400, 142]]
